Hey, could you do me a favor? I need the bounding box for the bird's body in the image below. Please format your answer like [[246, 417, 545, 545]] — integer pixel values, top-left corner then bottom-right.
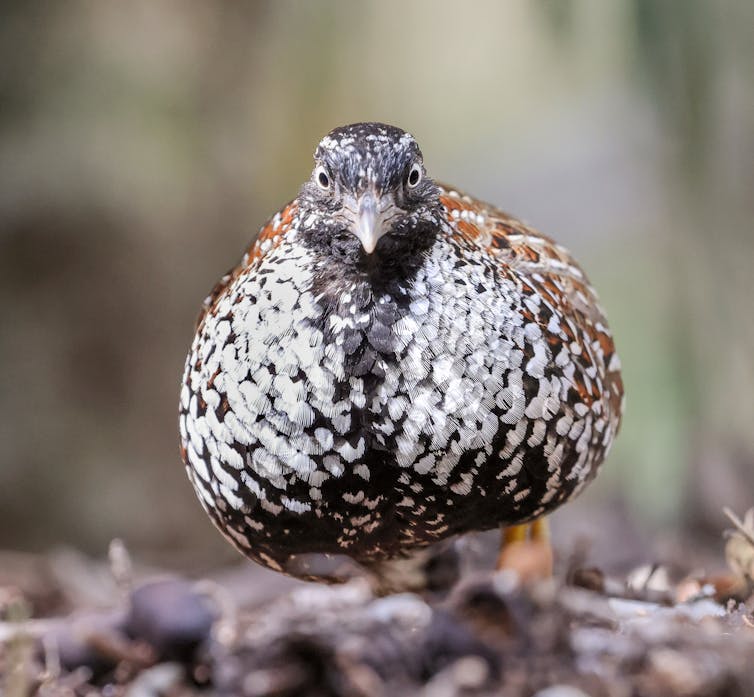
[[179, 123, 623, 578]]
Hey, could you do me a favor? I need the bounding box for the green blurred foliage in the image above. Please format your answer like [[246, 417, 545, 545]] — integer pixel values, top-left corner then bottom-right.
[[0, 0, 752, 565]]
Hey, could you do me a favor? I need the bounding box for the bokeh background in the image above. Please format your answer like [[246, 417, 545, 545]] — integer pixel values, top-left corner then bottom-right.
[[1, 0, 752, 570]]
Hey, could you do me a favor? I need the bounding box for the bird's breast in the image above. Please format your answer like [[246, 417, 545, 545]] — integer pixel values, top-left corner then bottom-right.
[[196, 236, 526, 480]]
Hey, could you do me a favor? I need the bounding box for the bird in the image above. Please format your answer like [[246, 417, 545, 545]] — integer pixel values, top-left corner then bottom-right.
[[179, 122, 623, 588]]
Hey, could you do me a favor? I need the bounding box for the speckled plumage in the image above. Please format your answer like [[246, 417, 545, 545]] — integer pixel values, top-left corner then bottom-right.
[[179, 123, 623, 577]]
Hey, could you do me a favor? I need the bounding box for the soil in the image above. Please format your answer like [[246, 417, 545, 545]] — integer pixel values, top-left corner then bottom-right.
[[1, 514, 753, 697]]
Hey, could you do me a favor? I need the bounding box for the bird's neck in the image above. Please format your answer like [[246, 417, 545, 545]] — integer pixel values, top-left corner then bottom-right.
[[301, 230, 441, 309], [309, 254, 415, 313]]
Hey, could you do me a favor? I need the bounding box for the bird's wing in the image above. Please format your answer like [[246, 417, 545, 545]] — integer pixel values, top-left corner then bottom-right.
[[194, 200, 299, 332], [438, 183, 624, 427]]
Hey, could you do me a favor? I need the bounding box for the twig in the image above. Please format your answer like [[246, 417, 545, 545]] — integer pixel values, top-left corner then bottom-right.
[[723, 507, 754, 546]]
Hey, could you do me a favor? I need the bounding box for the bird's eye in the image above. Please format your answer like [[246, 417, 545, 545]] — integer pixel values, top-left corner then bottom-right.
[[315, 166, 331, 191], [407, 163, 422, 189]]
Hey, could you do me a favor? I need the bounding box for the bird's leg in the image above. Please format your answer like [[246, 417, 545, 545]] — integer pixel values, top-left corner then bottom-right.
[[496, 518, 554, 580], [501, 522, 529, 550], [530, 517, 550, 544], [496, 522, 528, 569]]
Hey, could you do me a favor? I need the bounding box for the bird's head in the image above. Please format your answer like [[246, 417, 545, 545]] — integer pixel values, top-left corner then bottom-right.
[[298, 123, 443, 262]]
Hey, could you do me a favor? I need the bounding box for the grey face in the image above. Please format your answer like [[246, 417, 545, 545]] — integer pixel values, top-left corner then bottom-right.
[[300, 122, 441, 255]]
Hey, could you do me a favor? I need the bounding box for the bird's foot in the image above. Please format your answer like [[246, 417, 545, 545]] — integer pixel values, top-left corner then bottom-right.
[[496, 518, 553, 582]]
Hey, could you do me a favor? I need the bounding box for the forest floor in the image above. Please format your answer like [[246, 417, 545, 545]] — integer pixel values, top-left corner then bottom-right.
[[1, 505, 753, 697]]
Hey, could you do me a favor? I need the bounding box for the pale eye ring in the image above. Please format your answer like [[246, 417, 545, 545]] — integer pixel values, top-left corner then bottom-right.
[[407, 162, 422, 188], [315, 165, 331, 191]]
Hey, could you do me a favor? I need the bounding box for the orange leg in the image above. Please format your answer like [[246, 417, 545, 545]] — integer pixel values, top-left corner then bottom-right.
[[496, 518, 554, 580], [531, 517, 550, 544]]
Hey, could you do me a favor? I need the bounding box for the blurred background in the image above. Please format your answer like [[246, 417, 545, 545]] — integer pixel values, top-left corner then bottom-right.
[[1, 0, 752, 571]]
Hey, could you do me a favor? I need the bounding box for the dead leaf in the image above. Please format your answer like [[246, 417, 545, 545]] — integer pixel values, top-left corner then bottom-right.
[[723, 507, 754, 582]]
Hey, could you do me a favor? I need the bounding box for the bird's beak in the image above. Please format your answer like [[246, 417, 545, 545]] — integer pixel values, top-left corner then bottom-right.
[[355, 193, 386, 254]]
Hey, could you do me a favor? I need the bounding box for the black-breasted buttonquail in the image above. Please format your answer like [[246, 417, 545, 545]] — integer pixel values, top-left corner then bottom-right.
[[179, 123, 624, 583]]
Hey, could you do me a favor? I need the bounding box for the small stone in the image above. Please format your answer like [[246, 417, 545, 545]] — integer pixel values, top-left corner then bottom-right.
[[126, 579, 217, 662], [569, 566, 605, 594], [533, 686, 591, 697], [43, 609, 127, 677], [123, 662, 183, 697], [648, 648, 703, 694], [451, 655, 488, 688]]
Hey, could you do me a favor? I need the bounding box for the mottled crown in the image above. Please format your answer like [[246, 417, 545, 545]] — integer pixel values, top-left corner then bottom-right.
[[314, 122, 423, 193]]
